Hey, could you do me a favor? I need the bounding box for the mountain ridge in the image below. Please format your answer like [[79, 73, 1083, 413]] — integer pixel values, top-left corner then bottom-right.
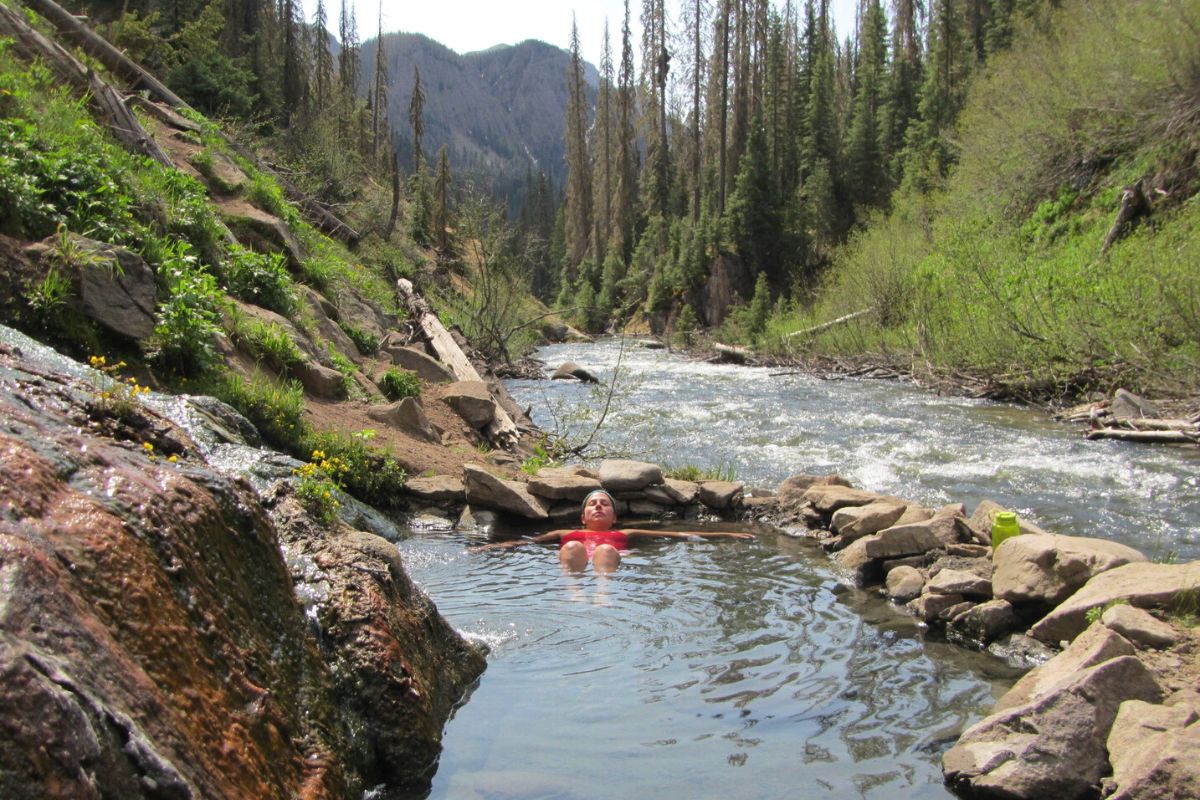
[[361, 33, 597, 196]]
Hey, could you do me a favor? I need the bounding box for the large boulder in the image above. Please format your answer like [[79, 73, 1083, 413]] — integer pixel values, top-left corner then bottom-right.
[[943, 655, 1163, 800], [462, 464, 549, 519], [63, 236, 158, 341], [830, 500, 907, 542], [384, 340, 455, 383], [367, 397, 442, 444], [698, 480, 743, 510], [885, 566, 926, 602], [598, 460, 663, 492], [441, 381, 496, 429], [0, 341, 485, 798], [550, 361, 599, 383], [992, 533, 1147, 607], [1101, 603, 1181, 649], [1029, 561, 1200, 645], [1105, 698, 1200, 800], [219, 201, 305, 268], [526, 467, 603, 501], [1110, 388, 1162, 422], [948, 599, 1017, 645], [300, 286, 361, 361], [836, 524, 944, 582], [927, 568, 992, 598], [996, 621, 1137, 712]]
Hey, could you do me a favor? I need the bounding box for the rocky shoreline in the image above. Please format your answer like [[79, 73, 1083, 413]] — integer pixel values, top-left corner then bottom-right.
[[402, 447, 1199, 800]]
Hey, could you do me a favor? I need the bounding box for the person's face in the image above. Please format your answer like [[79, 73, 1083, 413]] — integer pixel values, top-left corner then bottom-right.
[[582, 493, 616, 530]]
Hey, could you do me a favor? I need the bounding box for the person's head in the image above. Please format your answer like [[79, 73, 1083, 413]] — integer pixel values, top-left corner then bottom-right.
[[581, 489, 617, 531]]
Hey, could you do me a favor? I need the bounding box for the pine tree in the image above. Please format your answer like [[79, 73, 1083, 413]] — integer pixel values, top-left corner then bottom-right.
[[593, 22, 615, 267], [610, 0, 638, 262], [433, 145, 451, 253], [845, 0, 888, 208], [408, 65, 425, 172], [881, 0, 922, 186], [727, 117, 780, 286], [310, 0, 334, 112], [564, 18, 593, 272], [639, 0, 670, 219], [371, 14, 390, 166], [905, 0, 972, 188]]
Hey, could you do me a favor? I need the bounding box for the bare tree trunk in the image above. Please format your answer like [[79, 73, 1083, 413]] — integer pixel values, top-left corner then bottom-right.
[[385, 152, 401, 239]]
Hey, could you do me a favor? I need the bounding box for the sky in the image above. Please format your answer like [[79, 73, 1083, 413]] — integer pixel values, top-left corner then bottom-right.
[[314, 0, 861, 67]]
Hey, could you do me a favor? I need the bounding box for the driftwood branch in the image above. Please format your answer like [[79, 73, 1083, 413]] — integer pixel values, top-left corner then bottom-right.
[[1085, 428, 1199, 444], [786, 308, 875, 339], [1101, 179, 1150, 253], [396, 279, 521, 449]]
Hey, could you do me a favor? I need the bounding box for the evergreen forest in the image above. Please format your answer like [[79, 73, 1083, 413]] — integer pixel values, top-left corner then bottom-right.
[[4, 0, 1200, 403]]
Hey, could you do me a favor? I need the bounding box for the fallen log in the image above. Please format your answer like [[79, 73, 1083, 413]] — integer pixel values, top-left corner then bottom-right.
[[0, 3, 173, 168], [1085, 428, 1199, 444], [396, 279, 521, 449], [713, 343, 750, 363], [1117, 418, 1198, 432], [1101, 179, 1150, 253], [786, 308, 874, 339], [20, 0, 360, 246]]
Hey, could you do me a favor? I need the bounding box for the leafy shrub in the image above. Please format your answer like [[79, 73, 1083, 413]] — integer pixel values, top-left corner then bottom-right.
[[302, 429, 406, 509], [208, 373, 308, 451], [293, 449, 348, 525], [151, 242, 223, 375], [378, 367, 420, 401], [225, 245, 295, 314], [242, 320, 303, 369], [339, 322, 380, 355]]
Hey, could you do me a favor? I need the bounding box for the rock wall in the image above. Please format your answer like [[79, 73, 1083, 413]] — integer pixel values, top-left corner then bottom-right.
[[0, 341, 484, 798]]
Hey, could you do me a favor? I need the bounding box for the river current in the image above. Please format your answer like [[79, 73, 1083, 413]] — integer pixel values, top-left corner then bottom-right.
[[394, 340, 1197, 799]]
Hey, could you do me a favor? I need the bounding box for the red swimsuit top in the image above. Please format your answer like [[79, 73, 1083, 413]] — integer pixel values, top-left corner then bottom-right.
[[560, 529, 630, 552]]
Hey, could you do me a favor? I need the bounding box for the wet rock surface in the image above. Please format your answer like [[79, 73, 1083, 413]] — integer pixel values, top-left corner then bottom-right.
[[0, 340, 484, 798]]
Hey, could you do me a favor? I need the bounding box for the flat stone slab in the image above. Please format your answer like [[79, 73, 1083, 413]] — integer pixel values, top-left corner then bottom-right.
[[802, 485, 892, 514], [1029, 561, 1200, 645], [526, 467, 602, 501], [698, 480, 743, 510], [462, 464, 548, 519], [598, 460, 662, 492], [403, 475, 465, 503]]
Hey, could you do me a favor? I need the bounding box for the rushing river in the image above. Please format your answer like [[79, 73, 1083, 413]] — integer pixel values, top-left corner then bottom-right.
[[393, 340, 1197, 799]]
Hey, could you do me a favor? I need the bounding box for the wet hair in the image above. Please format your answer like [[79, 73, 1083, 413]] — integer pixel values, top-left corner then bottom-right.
[[582, 489, 616, 517]]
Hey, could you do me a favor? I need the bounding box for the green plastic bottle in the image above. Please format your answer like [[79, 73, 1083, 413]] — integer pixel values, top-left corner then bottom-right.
[[991, 511, 1020, 550]]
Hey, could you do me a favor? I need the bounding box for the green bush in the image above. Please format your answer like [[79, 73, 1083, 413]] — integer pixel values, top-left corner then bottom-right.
[[242, 320, 303, 370], [225, 245, 295, 315], [340, 322, 380, 355], [207, 373, 309, 451], [151, 242, 223, 375], [378, 367, 421, 401], [302, 429, 406, 509]]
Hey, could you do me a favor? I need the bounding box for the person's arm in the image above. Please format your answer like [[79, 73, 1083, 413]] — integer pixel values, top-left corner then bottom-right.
[[468, 530, 568, 552], [623, 528, 755, 540]]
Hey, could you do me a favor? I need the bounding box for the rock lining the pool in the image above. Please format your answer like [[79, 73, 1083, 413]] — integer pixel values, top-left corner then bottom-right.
[[758, 471, 1200, 800]]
